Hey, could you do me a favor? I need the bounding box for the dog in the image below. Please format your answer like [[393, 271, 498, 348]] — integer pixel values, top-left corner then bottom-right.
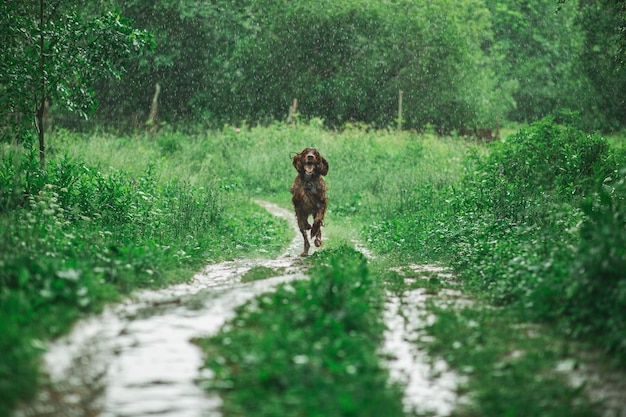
[[290, 147, 328, 256]]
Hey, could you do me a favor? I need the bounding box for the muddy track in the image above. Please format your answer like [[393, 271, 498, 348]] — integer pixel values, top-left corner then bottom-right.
[[14, 201, 313, 417], [14, 200, 465, 417]]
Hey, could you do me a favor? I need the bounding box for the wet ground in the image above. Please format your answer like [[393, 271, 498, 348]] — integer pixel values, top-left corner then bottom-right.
[[380, 265, 471, 416], [14, 201, 313, 417], [13, 200, 625, 417], [381, 288, 466, 416]]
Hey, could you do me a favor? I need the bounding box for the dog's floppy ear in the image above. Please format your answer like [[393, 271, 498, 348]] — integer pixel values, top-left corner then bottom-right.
[[292, 151, 303, 172], [318, 155, 329, 176]]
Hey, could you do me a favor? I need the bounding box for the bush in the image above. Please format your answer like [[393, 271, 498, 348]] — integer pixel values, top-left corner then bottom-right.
[[465, 116, 612, 224], [452, 119, 625, 359], [368, 117, 626, 362], [564, 169, 626, 359]]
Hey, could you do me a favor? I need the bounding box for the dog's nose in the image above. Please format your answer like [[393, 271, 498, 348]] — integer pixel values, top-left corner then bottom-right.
[[306, 153, 316, 161]]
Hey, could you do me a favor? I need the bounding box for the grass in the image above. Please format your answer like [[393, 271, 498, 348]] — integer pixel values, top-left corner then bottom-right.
[[422, 302, 599, 417], [240, 266, 285, 282], [193, 246, 407, 417], [2, 119, 624, 416]]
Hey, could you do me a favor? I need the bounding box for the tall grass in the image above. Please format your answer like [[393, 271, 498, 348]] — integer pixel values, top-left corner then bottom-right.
[[0, 132, 292, 414], [3, 119, 623, 415], [194, 246, 406, 417]]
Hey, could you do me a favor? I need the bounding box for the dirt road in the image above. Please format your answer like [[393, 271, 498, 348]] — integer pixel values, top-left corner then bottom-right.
[[14, 201, 463, 417]]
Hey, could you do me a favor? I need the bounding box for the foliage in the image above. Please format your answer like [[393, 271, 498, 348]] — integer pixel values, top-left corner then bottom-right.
[[485, 0, 587, 123], [0, 139, 291, 414], [194, 246, 406, 417], [564, 168, 626, 356], [93, 0, 218, 123], [4, 0, 626, 135], [80, 0, 623, 131], [95, 0, 507, 130], [576, 0, 626, 130], [0, 0, 151, 164], [465, 116, 613, 223], [241, 266, 283, 283], [486, 0, 626, 130], [423, 305, 598, 417], [367, 117, 626, 363]]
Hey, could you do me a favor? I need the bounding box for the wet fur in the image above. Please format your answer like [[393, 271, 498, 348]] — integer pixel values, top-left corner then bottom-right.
[[290, 148, 328, 256]]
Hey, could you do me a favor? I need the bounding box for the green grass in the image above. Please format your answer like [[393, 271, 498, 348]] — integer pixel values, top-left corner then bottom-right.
[[2, 119, 624, 416], [193, 246, 406, 417], [421, 302, 599, 417], [240, 266, 285, 282]]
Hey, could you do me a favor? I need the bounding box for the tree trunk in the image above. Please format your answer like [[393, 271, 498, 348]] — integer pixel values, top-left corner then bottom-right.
[[36, 103, 45, 168], [38, 0, 46, 168], [147, 83, 161, 131], [287, 98, 298, 124], [397, 90, 403, 131]]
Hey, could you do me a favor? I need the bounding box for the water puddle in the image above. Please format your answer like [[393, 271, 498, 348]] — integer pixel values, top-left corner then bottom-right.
[[14, 201, 311, 417], [15, 201, 466, 417], [380, 266, 467, 416]]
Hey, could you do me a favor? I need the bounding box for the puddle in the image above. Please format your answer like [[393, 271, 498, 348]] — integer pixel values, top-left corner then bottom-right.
[[15, 201, 468, 417], [380, 282, 467, 416], [14, 201, 311, 417]]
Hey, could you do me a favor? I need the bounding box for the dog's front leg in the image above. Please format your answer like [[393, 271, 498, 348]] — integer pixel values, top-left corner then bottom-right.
[[297, 217, 311, 256], [311, 210, 325, 248]]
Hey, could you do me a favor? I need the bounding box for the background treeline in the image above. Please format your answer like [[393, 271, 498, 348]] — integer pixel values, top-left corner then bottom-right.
[[2, 0, 625, 134], [95, 0, 626, 131]]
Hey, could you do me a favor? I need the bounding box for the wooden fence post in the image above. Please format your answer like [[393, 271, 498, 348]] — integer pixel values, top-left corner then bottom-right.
[[287, 98, 298, 124], [147, 83, 161, 130], [398, 90, 403, 131]]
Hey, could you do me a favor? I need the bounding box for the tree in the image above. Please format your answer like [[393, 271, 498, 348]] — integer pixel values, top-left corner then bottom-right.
[[577, 0, 626, 129], [485, 0, 588, 124], [0, 0, 151, 167], [94, 0, 230, 125], [92, 0, 506, 131]]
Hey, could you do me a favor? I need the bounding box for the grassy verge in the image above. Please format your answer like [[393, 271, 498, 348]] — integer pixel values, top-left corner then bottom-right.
[[367, 117, 626, 366], [0, 138, 291, 414], [4, 120, 624, 416], [422, 304, 599, 417], [193, 246, 406, 417]]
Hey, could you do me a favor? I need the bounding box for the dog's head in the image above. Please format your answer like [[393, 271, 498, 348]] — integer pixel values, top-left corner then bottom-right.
[[293, 147, 328, 177]]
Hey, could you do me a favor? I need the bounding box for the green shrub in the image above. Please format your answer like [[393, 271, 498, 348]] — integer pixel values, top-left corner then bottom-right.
[[453, 120, 625, 360], [464, 116, 612, 224], [564, 168, 626, 360], [368, 117, 625, 361]]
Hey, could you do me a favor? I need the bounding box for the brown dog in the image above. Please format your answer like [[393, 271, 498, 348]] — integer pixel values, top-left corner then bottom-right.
[[290, 147, 328, 256]]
